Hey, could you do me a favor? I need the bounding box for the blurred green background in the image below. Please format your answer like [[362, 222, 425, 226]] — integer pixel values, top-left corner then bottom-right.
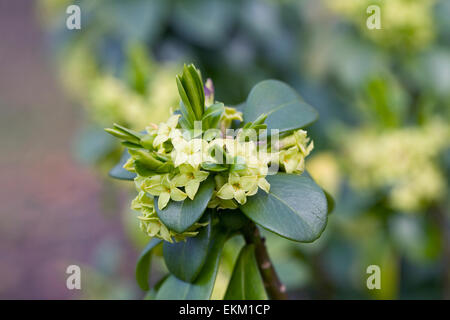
[[1, 0, 448, 299]]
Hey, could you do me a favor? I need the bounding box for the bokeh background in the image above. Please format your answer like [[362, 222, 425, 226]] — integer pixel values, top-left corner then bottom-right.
[[1, 0, 449, 299]]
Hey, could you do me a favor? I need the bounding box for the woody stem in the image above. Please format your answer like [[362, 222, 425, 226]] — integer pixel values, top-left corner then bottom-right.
[[241, 222, 288, 300]]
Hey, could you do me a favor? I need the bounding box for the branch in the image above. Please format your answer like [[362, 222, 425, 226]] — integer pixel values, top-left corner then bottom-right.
[[242, 222, 288, 300]]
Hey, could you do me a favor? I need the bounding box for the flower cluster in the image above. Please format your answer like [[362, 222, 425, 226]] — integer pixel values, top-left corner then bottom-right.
[[131, 190, 208, 242], [106, 65, 315, 242], [116, 113, 314, 241], [127, 114, 271, 204]]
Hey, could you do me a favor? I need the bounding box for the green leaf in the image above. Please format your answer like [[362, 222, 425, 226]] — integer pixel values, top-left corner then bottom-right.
[[121, 141, 143, 149], [136, 238, 162, 291], [177, 98, 196, 130], [155, 177, 215, 233], [113, 123, 144, 140], [105, 123, 144, 145], [109, 149, 136, 181], [143, 275, 169, 300], [163, 217, 211, 282], [244, 80, 318, 133], [128, 149, 172, 173], [224, 244, 267, 300], [202, 103, 225, 130], [201, 162, 228, 172], [303, 171, 334, 215], [241, 173, 327, 242], [134, 160, 155, 177], [324, 189, 335, 214], [176, 64, 205, 126], [252, 113, 268, 126], [156, 228, 228, 300], [104, 128, 141, 145], [186, 65, 205, 119]]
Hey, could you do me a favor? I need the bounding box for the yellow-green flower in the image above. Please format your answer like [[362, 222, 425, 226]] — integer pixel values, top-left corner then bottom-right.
[[220, 107, 243, 130], [244, 157, 271, 194], [216, 173, 260, 205], [171, 137, 209, 168], [280, 146, 306, 174], [172, 164, 209, 200], [278, 129, 314, 174], [293, 130, 314, 156], [153, 114, 181, 148], [144, 174, 187, 210], [131, 190, 155, 212], [131, 191, 171, 242], [207, 193, 239, 210], [279, 130, 313, 155], [207, 175, 240, 209], [131, 191, 208, 242]]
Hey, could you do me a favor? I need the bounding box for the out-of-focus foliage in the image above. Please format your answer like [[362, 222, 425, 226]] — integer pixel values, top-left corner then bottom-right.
[[38, 1, 179, 129], [341, 120, 449, 212], [62, 44, 179, 129], [38, 0, 450, 299], [327, 0, 436, 50]]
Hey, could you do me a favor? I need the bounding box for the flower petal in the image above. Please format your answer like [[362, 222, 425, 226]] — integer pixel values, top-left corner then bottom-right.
[[185, 181, 200, 200], [234, 189, 247, 205], [258, 177, 271, 193], [217, 183, 235, 200], [172, 173, 190, 187], [193, 170, 209, 182], [170, 187, 187, 201], [240, 175, 258, 191], [158, 191, 171, 210]]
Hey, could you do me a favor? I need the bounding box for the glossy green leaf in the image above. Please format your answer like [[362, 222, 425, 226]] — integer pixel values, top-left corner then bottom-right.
[[244, 80, 318, 133], [156, 229, 228, 300], [324, 189, 335, 214], [136, 238, 162, 291], [241, 173, 327, 242], [163, 217, 211, 282], [109, 149, 137, 181], [303, 171, 334, 215], [224, 244, 267, 300], [155, 177, 215, 233]]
